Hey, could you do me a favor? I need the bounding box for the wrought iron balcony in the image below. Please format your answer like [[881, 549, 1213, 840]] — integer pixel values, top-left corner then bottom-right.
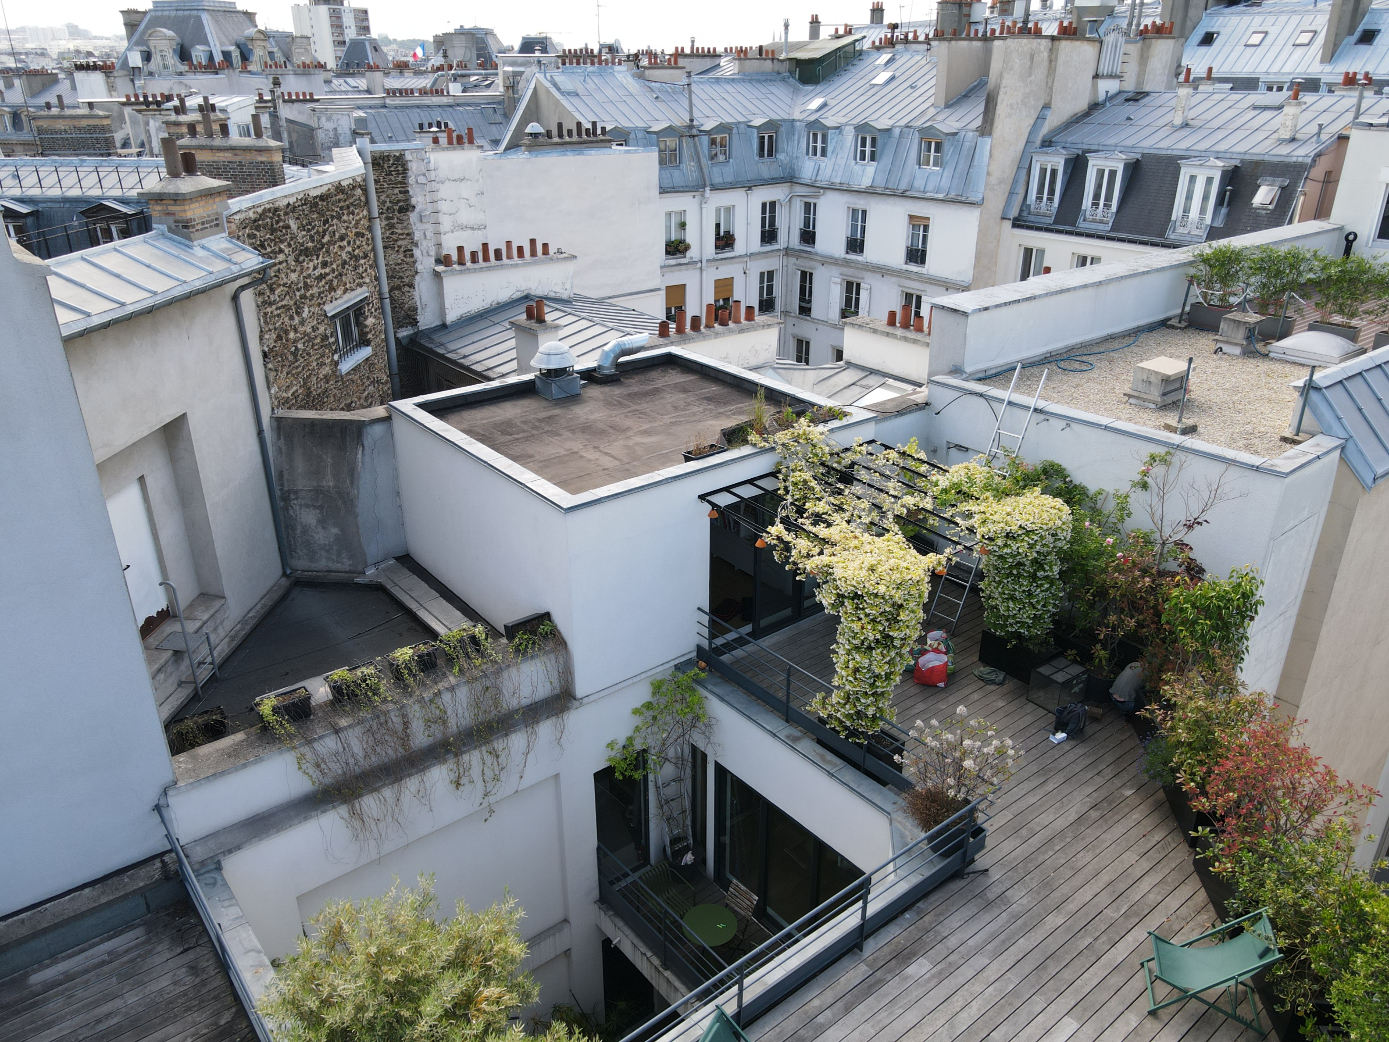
[[714, 235, 735, 254], [758, 297, 777, 315], [904, 246, 927, 266], [798, 299, 812, 317], [1030, 198, 1057, 217], [1168, 213, 1210, 238], [799, 227, 816, 246], [845, 236, 865, 256], [1082, 203, 1114, 225], [760, 227, 779, 246]]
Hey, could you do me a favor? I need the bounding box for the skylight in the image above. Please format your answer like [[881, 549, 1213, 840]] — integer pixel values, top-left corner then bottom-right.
[[1356, 28, 1380, 45], [1245, 31, 1267, 47], [805, 97, 826, 111], [873, 52, 893, 65], [1197, 30, 1218, 46], [1293, 28, 1316, 46], [871, 70, 895, 85]]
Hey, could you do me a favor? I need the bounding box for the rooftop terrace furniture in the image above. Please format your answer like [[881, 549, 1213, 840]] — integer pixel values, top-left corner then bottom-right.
[[1141, 908, 1282, 1035], [633, 861, 696, 919]]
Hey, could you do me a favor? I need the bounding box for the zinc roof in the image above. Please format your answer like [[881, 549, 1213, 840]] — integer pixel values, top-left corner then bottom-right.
[[362, 103, 508, 147], [1044, 88, 1389, 158], [1306, 345, 1389, 490], [413, 293, 660, 381], [46, 229, 268, 338], [1182, 0, 1389, 81], [0, 158, 167, 198]]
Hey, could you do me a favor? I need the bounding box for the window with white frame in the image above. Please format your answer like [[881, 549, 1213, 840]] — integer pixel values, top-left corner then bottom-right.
[[800, 200, 817, 246], [1019, 246, 1046, 281], [709, 133, 729, 162], [714, 205, 735, 251], [906, 216, 929, 265], [664, 210, 687, 246], [658, 137, 679, 166], [1173, 168, 1218, 235], [901, 291, 923, 323], [758, 131, 777, 159], [919, 137, 943, 169], [1073, 254, 1101, 268], [798, 269, 813, 315], [846, 207, 867, 254], [758, 269, 777, 313], [760, 200, 778, 245], [794, 337, 810, 365], [330, 296, 371, 373], [1084, 163, 1121, 223], [855, 134, 877, 163], [841, 279, 862, 318], [1030, 159, 1062, 215], [807, 130, 827, 158]]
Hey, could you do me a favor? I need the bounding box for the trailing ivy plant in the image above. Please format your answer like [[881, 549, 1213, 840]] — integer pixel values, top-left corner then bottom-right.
[[388, 646, 425, 688], [326, 664, 386, 703], [607, 669, 714, 854]]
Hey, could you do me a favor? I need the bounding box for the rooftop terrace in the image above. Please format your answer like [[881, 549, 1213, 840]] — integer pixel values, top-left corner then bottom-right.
[[982, 325, 1307, 459], [701, 593, 1262, 1042], [431, 360, 775, 494]]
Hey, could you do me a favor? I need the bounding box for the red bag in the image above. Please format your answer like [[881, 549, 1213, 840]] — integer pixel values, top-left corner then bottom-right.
[[913, 657, 948, 687]]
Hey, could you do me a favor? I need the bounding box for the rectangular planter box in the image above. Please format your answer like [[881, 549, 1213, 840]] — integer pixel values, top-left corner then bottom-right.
[[1186, 302, 1231, 331], [1256, 315, 1292, 341], [329, 662, 384, 704], [167, 706, 228, 755], [978, 629, 1058, 684], [256, 685, 312, 724], [683, 444, 728, 463], [1308, 321, 1360, 343]]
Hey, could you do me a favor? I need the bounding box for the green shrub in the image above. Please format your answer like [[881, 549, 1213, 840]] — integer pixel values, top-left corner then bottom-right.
[[1189, 242, 1250, 307], [1143, 670, 1269, 793]]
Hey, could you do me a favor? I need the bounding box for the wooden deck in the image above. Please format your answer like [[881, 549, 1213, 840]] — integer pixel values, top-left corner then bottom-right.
[[741, 596, 1264, 1042], [0, 899, 255, 1042]]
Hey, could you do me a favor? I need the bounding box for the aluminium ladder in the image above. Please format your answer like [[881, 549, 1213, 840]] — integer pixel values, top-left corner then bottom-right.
[[987, 364, 1047, 461], [925, 541, 983, 634], [159, 579, 220, 701]]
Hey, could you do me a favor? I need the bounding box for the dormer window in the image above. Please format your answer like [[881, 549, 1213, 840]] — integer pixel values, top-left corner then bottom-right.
[[1083, 163, 1121, 224], [919, 137, 943, 169], [1174, 170, 1217, 235], [1030, 159, 1062, 216], [856, 134, 877, 163], [710, 134, 729, 162], [807, 130, 827, 158], [758, 131, 777, 159], [658, 137, 679, 167]]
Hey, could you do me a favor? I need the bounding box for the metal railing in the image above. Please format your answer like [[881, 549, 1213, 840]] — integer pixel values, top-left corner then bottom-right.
[[1169, 213, 1210, 238], [799, 227, 816, 246], [697, 610, 922, 792], [798, 299, 812, 317], [1029, 197, 1057, 217], [845, 236, 865, 255], [598, 843, 730, 989], [760, 227, 779, 246], [1082, 203, 1114, 225], [616, 798, 988, 1042], [758, 297, 776, 315], [715, 237, 736, 253], [905, 246, 928, 266]]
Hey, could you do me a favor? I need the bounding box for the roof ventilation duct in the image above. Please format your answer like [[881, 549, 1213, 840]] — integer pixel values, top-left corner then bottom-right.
[[591, 333, 651, 383], [533, 340, 582, 400]]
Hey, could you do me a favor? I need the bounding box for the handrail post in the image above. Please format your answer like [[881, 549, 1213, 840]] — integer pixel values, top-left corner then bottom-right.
[[856, 876, 870, 951], [784, 665, 792, 722], [736, 968, 745, 1025]]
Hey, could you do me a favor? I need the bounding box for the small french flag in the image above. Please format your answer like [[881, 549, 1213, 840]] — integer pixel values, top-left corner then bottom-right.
[[412, 44, 426, 61]]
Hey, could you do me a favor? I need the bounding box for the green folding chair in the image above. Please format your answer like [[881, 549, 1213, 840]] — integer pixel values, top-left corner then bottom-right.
[[1141, 909, 1282, 1035], [699, 1005, 752, 1042]]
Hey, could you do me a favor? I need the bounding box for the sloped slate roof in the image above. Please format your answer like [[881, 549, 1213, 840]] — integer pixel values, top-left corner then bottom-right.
[[46, 229, 268, 338], [412, 293, 661, 380], [1306, 345, 1389, 490]]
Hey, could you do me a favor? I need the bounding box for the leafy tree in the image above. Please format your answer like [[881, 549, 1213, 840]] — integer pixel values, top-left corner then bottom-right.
[[260, 875, 591, 1042]]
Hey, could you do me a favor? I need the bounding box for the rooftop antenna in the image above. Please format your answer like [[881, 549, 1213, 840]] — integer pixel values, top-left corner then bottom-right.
[[595, 0, 602, 49]]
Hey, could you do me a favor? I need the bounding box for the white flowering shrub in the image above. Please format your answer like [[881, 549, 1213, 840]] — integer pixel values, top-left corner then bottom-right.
[[898, 707, 1022, 801]]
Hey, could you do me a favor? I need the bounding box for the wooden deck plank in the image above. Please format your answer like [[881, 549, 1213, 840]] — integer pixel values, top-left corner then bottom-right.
[[738, 595, 1262, 1042], [0, 900, 255, 1042]]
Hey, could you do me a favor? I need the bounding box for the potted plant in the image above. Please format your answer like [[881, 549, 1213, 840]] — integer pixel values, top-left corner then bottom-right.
[[256, 685, 313, 724], [438, 623, 491, 672], [1309, 253, 1381, 342], [1245, 243, 1313, 340], [327, 663, 385, 704], [167, 706, 228, 755], [682, 432, 727, 463], [388, 642, 438, 686], [897, 707, 1020, 854], [1186, 243, 1248, 330]]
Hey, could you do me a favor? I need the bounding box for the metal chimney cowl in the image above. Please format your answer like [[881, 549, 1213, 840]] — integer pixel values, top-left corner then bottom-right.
[[533, 339, 582, 400]]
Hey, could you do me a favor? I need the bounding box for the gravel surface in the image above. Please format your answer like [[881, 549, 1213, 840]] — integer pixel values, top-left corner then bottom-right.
[[981, 326, 1311, 459]]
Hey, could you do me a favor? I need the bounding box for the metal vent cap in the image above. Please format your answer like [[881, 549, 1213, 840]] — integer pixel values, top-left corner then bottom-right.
[[532, 339, 576, 374]]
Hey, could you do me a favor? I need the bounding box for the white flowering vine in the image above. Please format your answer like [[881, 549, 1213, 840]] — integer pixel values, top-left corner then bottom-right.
[[898, 706, 1022, 801]]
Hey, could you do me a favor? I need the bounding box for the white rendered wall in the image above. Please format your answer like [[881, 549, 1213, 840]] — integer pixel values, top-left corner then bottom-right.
[[998, 227, 1161, 286], [0, 239, 176, 916], [63, 284, 283, 634], [923, 377, 1342, 696], [1329, 124, 1389, 263], [436, 254, 576, 325]]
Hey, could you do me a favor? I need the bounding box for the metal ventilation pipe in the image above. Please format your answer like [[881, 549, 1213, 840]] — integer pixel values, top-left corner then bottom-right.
[[595, 333, 650, 377]]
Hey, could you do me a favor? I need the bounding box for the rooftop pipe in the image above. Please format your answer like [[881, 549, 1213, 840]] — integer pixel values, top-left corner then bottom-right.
[[594, 333, 651, 378]]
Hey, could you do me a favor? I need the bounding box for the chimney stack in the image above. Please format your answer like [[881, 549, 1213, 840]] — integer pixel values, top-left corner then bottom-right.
[[1172, 66, 1193, 127], [870, 0, 885, 23], [1277, 82, 1304, 141], [809, 14, 821, 39], [511, 298, 560, 374], [139, 161, 233, 242]]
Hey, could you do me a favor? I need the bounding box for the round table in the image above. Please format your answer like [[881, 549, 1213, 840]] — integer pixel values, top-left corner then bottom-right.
[[683, 903, 737, 947]]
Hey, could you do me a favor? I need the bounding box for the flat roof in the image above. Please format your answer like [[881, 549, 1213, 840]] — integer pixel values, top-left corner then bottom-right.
[[431, 361, 766, 494], [982, 325, 1309, 459]]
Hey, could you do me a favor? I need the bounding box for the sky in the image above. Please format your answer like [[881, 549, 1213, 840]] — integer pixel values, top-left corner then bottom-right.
[[0, 0, 922, 51]]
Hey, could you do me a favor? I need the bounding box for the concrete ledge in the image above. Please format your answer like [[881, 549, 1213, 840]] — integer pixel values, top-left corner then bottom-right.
[[595, 901, 689, 1005]]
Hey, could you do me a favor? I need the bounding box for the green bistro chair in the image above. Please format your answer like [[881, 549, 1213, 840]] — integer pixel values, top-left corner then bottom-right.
[[1141, 909, 1282, 1035], [699, 1005, 752, 1042]]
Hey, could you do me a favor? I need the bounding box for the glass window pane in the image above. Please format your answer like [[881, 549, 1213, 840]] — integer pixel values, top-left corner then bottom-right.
[[595, 763, 648, 870], [722, 772, 764, 896], [764, 803, 816, 927]]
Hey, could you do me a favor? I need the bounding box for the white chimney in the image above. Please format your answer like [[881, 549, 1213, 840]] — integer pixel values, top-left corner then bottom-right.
[[1277, 82, 1304, 142], [1172, 66, 1193, 127], [510, 300, 562, 375]]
